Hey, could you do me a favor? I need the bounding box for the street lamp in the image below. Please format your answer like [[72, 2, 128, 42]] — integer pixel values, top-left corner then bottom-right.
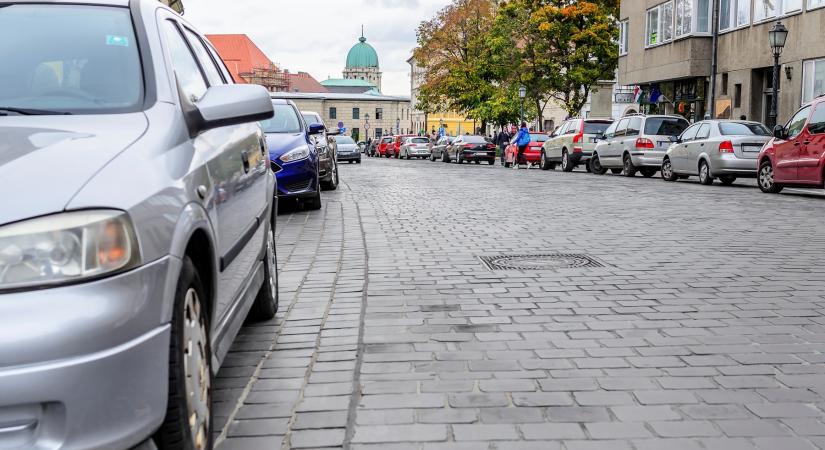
[[364, 113, 370, 142], [518, 85, 527, 125], [768, 21, 788, 128]]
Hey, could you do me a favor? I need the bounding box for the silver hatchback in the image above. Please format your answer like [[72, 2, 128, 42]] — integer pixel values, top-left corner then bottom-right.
[[0, 1, 276, 449], [591, 114, 690, 177], [661, 120, 771, 185]]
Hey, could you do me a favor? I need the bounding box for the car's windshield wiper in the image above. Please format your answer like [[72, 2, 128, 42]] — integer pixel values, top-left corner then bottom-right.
[[0, 107, 72, 116]]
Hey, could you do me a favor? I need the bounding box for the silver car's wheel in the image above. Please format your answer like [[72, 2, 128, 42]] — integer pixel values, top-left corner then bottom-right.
[[183, 289, 210, 449], [661, 158, 678, 182], [698, 161, 713, 185]]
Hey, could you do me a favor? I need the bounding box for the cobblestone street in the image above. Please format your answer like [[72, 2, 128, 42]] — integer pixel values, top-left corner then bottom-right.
[[214, 158, 825, 450]]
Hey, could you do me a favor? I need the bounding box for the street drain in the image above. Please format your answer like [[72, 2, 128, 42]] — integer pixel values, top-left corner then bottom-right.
[[479, 253, 607, 271]]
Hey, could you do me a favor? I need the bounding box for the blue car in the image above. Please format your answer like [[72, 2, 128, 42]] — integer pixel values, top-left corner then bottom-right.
[[263, 99, 325, 210]]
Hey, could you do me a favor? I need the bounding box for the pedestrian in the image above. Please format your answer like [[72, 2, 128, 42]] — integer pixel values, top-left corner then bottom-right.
[[497, 128, 510, 165], [513, 122, 530, 170]]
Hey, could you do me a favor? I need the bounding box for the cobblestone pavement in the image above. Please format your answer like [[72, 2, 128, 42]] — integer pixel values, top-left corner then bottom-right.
[[213, 157, 825, 450]]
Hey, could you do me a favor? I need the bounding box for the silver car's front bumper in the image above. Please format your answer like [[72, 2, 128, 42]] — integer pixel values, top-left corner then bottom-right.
[[0, 258, 173, 450], [710, 154, 758, 177]]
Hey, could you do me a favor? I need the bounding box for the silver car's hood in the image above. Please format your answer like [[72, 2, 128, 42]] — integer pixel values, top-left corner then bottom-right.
[[0, 114, 148, 226]]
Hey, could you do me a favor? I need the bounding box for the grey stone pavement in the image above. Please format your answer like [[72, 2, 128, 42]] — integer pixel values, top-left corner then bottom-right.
[[213, 156, 825, 450]]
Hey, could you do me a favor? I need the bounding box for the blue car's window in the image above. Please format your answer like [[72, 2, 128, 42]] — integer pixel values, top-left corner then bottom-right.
[[261, 104, 302, 133], [0, 4, 143, 114]]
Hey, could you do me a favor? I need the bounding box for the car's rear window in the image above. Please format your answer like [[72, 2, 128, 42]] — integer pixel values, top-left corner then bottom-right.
[[530, 134, 548, 142], [302, 113, 322, 125], [462, 136, 488, 143], [411, 137, 429, 144], [644, 118, 689, 136], [0, 4, 143, 114], [718, 122, 770, 136], [584, 121, 611, 135]]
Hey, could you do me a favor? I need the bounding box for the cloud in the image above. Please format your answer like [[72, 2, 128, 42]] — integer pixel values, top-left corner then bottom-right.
[[183, 0, 448, 96]]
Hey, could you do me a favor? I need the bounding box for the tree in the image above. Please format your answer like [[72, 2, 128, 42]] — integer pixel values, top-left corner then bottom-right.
[[531, 1, 619, 117]]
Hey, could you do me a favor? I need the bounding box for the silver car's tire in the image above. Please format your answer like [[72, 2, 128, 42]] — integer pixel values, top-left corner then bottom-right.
[[561, 150, 574, 172], [623, 155, 637, 177], [661, 158, 678, 182], [154, 257, 213, 450], [698, 160, 714, 185], [249, 224, 278, 321], [590, 154, 607, 175]]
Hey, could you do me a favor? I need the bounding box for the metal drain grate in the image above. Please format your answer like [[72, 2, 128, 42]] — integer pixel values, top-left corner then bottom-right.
[[479, 253, 607, 271]]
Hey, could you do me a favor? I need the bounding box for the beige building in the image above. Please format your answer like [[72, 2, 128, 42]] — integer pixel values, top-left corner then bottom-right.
[[272, 92, 411, 143], [619, 0, 825, 125]]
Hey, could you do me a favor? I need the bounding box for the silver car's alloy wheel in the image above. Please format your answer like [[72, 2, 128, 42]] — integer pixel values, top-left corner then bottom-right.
[[183, 288, 210, 450], [562, 152, 569, 171], [662, 159, 674, 181], [265, 230, 277, 301]]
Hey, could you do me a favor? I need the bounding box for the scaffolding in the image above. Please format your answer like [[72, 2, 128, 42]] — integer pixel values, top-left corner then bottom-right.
[[239, 64, 291, 92]]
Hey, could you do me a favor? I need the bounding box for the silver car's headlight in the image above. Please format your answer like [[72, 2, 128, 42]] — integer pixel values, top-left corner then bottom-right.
[[280, 146, 310, 163], [0, 210, 140, 290]]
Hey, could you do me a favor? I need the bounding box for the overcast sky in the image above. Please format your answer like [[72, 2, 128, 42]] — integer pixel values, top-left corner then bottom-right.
[[184, 0, 450, 96]]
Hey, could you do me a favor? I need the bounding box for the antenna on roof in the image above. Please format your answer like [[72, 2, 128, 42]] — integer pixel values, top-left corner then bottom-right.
[[361, 25, 364, 38]]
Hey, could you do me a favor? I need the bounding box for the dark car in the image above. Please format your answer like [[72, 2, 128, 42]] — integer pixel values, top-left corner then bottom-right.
[[445, 135, 497, 164], [265, 100, 324, 209], [301, 111, 339, 190], [431, 136, 455, 162]]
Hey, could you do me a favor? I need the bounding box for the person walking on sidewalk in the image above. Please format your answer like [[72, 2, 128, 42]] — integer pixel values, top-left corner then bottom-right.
[[497, 128, 511, 165], [513, 122, 530, 170]]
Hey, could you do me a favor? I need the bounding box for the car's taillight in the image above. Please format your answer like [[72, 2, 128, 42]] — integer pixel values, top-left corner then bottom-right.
[[635, 138, 655, 149], [464, 143, 475, 148], [487, 144, 496, 149], [719, 140, 735, 153], [572, 132, 584, 152]]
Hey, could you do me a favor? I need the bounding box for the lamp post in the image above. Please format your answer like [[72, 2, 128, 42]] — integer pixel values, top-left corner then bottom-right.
[[768, 21, 788, 128], [364, 113, 370, 146], [518, 85, 527, 125]]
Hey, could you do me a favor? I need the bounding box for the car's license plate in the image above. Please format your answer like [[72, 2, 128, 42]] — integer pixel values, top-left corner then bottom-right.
[[590, 137, 598, 143], [657, 141, 667, 147]]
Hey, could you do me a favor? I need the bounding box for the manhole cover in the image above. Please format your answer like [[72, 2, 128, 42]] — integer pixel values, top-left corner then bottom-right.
[[479, 254, 606, 271]]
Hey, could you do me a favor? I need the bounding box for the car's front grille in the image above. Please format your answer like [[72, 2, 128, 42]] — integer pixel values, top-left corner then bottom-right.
[[284, 179, 312, 193]]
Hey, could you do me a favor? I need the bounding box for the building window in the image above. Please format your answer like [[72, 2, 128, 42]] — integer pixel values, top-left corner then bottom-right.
[[646, 6, 660, 46], [734, 84, 742, 107], [375, 108, 383, 120], [720, 0, 732, 30], [722, 73, 729, 95], [737, 0, 751, 26], [784, 0, 803, 14], [619, 20, 629, 55], [802, 58, 825, 104], [675, 0, 692, 36], [811, 0, 825, 10], [352, 127, 360, 142], [753, 0, 776, 21], [721, 0, 751, 30], [375, 127, 383, 138], [329, 107, 337, 119], [662, 2, 674, 41], [697, 0, 710, 32], [353, 107, 360, 119]]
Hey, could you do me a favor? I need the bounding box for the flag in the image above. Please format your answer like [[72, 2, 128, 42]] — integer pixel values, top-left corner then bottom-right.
[[633, 86, 642, 103]]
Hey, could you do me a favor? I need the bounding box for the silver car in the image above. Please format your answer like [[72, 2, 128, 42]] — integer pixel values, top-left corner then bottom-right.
[[591, 114, 690, 177], [0, 1, 277, 449], [400, 136, 432, 159], [334, 135, 361, 163], [542, 118, 613, 171], [661, 120, 771, 185]]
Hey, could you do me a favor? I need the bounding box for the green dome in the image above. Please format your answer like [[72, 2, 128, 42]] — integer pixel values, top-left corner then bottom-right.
[[346, 37, 379, 69]]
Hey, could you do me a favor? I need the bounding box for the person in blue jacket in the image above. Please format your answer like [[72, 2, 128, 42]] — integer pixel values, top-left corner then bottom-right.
[[513, 122, 530, 170]]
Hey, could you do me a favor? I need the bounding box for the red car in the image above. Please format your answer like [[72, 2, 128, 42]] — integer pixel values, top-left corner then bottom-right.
[[376, 136, 394, 158], [504, 132, 549, 167], [390, 134, 417, 158], [758, 95, 825, 193]]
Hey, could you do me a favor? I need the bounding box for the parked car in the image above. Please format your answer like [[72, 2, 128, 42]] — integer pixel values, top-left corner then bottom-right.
[[301, 111, 339, 190], [399, 136, 432, 159], [503, 132, 549, 167], [445, 135, 497, 164], [431, 136, 455, 162], [334, 135, 361, 164], [661, 120, 771, 185], [358, 141, 367, 153], [590, 115, 690, 177], [377, 136, 395, 157], [758, 96, 825, 193], [542, 119, 612, 171], [390, 134, 417, 158], [0, 2, 277, 449], [266, 100, 324, 210], [366, 139, 379, 156]]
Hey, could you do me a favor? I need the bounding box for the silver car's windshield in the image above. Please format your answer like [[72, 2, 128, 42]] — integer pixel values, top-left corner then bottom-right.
[[261, 104, 302, 133], [0, 4, 143, 115]]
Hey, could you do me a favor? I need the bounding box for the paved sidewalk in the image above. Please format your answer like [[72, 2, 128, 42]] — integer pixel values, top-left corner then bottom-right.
[[215, 157, 825, 450]]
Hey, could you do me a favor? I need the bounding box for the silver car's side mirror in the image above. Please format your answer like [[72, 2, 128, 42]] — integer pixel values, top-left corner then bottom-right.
[[185, 83, 274, 136]]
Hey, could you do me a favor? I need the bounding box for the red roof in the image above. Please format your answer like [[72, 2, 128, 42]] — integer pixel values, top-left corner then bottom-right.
[[288, 72, 328, 93], [206, 34, 275, 84]]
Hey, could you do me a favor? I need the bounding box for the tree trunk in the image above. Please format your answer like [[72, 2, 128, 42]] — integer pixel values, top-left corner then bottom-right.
[[535, 98, 543, 131]]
